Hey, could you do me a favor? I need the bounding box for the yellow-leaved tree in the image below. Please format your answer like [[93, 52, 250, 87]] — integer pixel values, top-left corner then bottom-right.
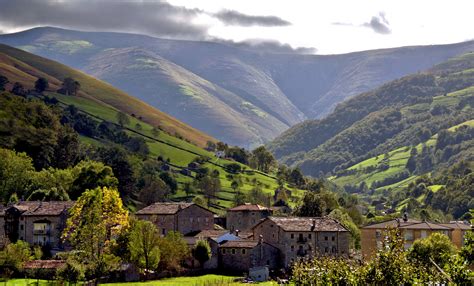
[[62, 186, 129, 279]]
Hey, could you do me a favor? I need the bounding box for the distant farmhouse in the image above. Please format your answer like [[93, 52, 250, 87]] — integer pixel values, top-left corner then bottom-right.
[[0, 201, 74, 251], [361, 217, 471, 259], [226, 203, 272, 232], [135, 202, 214, 236]]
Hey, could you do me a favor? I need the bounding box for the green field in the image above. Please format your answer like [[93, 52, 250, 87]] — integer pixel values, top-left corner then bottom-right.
[[3, 275, 282, 286], [44, 92, 304, 214]]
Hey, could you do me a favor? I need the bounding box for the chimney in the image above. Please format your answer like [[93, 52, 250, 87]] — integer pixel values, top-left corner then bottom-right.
[[235, 229, 239, 237], [258, 234, 263, 244], [403, 211, 408, 222], [311, 219, 316, 231]]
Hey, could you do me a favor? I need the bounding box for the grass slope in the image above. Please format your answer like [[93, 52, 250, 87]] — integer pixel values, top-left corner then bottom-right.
[[0, 44, 305, 213], [0, 44, 214, 147]]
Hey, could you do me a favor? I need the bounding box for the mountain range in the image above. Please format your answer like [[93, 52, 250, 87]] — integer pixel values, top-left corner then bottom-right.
[[2, 27, 474, 147]]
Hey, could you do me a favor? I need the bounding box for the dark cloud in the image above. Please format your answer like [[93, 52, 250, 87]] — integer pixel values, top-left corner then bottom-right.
[[213, 9, 291, 27], [0, 0, 208, 39], [332, 12, 391, 35], [216, 38, 316, 54], [362, 12, 391, 34]]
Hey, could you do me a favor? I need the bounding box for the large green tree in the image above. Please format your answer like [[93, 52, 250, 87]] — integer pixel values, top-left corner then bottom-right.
[[193, 239, 211, 267], [128, 219, 161, 277], [0, 148, 35, 203]]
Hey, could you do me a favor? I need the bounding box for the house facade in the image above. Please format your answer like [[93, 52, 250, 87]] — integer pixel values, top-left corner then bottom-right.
[[252, 217, 350, 267], [226, 203, 273, 232], [219, 239, 280, 273], [361, 218, 472, 259], [0, 201, 74, 249], [135, 202, 214, 236]]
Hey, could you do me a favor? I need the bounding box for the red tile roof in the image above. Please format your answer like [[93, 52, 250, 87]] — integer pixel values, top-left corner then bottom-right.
[[23, 260, 66, 269], [228, 203, 270, 211]]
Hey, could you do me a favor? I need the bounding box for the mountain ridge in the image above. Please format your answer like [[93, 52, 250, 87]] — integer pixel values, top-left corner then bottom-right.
[[2, 27, 474, 147]]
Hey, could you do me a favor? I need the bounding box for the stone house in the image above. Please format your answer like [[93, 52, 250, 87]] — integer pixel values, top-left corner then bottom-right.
[[219, 239, 280, 273], [361, 218, 471, 259], [227, 203, 273, 232], [0, 201, 74, 250], [252, 216, 350, 267], [135, 202, 214, 236]]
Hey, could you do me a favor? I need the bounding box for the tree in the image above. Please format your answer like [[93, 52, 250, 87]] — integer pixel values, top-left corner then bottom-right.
[[70, 160, 118, 200], [0, 74, 8, 91], [116, 111, 130, 127], [11, 82, 26, 96], [0, 148, 35, 203], [34, 77, 49, 93], [62, 187, 129, 279], [157, 231, 189, 272], [294, 191, 338, 217], [408, 232, 456, 268], [250, 146, 276, 173], [58, 77, 80, 96], [137, 175, 171, 205], [128, 219, 161, 278], [54, 124, 80, 169], [289, 167, 305, 187], [0, 240, 33, 274], [193, 239, 211, 267], [198, 175, 221, 207], [328, 208, 361, 249]]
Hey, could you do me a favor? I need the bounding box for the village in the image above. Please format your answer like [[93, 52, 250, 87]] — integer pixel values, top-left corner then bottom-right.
[[0, 200, 470, 283]]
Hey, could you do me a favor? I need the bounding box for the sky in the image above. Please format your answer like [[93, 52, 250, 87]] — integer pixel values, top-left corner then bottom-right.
[[0, 0, 473, 54]]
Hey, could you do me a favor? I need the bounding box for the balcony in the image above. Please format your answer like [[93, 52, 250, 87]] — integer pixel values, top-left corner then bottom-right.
[[33, 229, 50, 235], [297, 237, 308, 244]]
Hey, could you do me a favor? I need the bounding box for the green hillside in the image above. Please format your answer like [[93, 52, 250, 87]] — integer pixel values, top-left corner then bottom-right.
[[0, 44, 305, 214], [268, 52, 474, 219]]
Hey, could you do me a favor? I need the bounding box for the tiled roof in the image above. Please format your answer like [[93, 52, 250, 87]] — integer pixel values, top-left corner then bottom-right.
[[1, 201, 74, 216], [440, 222, 472, 230], [23, 260, 66, 269], [400, 222, 452, 230], [220, 240, 260, 248], [228, 203, 269, 211], [362, 219, 422, 229], [260, 217, 348, 232], [136, 202, 194, 215], [194, 230, 229, 239]]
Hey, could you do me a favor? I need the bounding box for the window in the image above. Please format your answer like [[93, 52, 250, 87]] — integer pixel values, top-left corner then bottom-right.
[[222, 249, 226, 254], [420, 230, 427, 238], [404, 230, 414, 241], [272, 234, 275, 238], [299, 233, 303, 240], [325, 247, 328, 253], [197, 217, 201, 223], [325, 236, 328, 241], [232, 249, 236, 254], [242, 249, 246, 254], [332, 236, 335, 241], [291, 245, 295, 251], [205, 218, 209, 223], [375, 230, 382, 239], [291, 233, 294, 239], [308, 234, 312, 239], [162, 229, 166, 235], [20, 224, 24, 230], [332, 246, 337, 253]]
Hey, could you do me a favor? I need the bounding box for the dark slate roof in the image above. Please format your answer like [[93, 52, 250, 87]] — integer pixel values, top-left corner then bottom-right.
[[0, 201, 74, 216], [135, 202, 194, 215], [228, 203, 270, 211], [258, 217, 348, 232], [220, 240, 260, 248]]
